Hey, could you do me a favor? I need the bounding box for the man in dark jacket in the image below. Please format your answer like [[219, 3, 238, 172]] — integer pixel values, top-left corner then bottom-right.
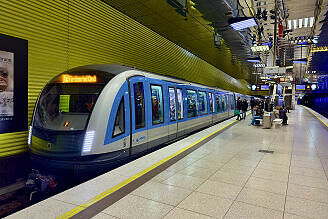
[[250, 97, 256, 116], [236, 97, 242, 120], [242, 99, 248, 120]]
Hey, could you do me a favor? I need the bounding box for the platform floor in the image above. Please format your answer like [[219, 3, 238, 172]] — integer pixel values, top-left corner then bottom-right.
[[7, 106, 328, 219]]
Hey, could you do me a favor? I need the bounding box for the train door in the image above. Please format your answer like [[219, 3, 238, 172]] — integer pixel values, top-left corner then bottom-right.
[[168, 83, 178, 141], [176, 85, 185, 137], [208, 91, 214, 124], [104, 81, 130, 158], [146, 78, 169, 149], [129, 76, 149, 155]]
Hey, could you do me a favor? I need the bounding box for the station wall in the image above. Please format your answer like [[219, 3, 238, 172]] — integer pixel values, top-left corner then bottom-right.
[[0, 0, 249, 158]]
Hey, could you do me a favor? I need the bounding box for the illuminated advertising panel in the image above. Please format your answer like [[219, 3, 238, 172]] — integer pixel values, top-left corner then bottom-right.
[[0, 34, 28, 134]]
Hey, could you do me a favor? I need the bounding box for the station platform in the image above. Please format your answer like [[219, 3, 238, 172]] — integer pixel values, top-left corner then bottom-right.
[[6, 105, 328, 219]]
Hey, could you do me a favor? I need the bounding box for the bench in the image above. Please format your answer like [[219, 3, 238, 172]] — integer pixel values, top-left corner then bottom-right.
[[272, 118, 283, 127]]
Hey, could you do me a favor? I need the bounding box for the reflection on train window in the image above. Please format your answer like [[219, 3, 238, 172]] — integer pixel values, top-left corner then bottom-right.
[[231, 96, 235, 109], [177, 88, 183, 120], [225, 96, 228, 111], [151, 85, 164, 125], [187, 89, 198, 118], [216, 93, 221, 112], [221, 95, 225, 112], [169, 87, 176, 121], [113, 98, 125, 137], [198, 91, 208, 115], [209, 92, 214, 113], [134, 82, 145, 129], [33, 84, 102, 131], [227, 96, 230, 111]]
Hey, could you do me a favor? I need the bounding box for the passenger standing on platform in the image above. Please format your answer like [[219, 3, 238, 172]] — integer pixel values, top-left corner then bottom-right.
[[242, 99, 248, 120], [236, 97, 242, 120], [259, 100, 264, 110], [250, 97, 256, 116], [279, 107, 288, 125]]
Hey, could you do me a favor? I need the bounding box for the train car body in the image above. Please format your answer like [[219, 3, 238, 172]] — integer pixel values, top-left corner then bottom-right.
[[29, 64, 248, 177]]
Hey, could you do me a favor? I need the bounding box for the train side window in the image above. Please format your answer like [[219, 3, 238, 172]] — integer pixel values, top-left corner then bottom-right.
[[221, 95, 225, 111], [177, 88, 184, 120], [151, 84, 164, 125], [209, 92, 214, 113], [199, 91, 208, 115], [112, 98, 125, 137], [224, 95, 229, 111], [169, 87, 176, 121], [134, 82, 145, 129], [227, 96, 230, 111], [215, 93, 221, 112], [187, 89, 198, 118]]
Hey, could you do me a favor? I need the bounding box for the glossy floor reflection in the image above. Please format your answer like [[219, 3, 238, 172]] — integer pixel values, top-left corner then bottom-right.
[[99, 106, 328, 219]]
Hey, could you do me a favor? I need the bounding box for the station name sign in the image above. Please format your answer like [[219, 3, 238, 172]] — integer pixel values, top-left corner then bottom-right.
[[62, 74, 97, 83]]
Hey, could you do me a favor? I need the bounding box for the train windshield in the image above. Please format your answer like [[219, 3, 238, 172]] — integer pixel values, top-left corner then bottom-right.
[[33, 83, 104, 131]]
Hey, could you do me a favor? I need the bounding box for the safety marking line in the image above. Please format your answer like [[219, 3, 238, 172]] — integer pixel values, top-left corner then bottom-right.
[[57, 119, 238, 219], [305, 107, 328, 128]]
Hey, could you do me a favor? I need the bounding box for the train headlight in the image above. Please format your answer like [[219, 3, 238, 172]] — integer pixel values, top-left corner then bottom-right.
[[82, 131, 95, 153], [28, 126, 32, 146]]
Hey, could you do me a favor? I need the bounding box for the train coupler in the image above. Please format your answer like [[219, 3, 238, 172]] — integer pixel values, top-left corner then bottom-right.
[[26, 169, 57, 200]]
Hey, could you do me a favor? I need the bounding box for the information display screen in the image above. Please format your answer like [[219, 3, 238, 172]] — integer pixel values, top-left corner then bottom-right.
[[251, 84, 270, 91], [261, 85, 270, 90], [296, 85, 306, 90]]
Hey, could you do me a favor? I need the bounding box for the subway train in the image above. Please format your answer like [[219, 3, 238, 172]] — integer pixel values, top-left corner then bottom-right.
[[28, 64, 250, 178]]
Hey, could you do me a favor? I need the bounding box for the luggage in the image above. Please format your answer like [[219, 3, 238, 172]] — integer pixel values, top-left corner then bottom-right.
[[234, 109, 240, 115]]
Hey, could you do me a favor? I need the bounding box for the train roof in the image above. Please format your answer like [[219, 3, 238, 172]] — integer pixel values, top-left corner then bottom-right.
[[63, 64, 242, 95]]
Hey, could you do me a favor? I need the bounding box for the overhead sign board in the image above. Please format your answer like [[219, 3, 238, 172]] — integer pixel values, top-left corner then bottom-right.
[[296, 84, 318, 91], [263, 66, 286, 74]]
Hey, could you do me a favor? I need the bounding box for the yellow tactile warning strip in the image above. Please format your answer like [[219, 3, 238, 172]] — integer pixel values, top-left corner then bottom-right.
[[57, 119, 240, 219], [305, 107, 328, 128]]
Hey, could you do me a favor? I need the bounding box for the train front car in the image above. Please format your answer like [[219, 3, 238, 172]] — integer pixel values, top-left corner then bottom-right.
[[28, 65, 131, 179]]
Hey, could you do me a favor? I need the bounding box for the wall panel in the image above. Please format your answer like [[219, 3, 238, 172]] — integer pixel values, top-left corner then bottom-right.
[[0, 0, 249, 158]]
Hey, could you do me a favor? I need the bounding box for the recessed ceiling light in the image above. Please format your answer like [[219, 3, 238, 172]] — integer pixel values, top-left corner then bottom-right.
[[304, 18, 308, 27], [288, 20, 292, 29], [310, 17, 314, 27], [229, 17, 257, 31], [299, 19, 303, 28], [294, 19, 297, 29]]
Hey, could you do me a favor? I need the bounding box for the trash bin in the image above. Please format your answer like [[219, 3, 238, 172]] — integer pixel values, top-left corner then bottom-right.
[[263, 112, 272, 129]]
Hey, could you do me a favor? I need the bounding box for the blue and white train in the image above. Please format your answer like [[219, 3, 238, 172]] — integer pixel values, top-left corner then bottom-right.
[[29, 64, 250, 176]]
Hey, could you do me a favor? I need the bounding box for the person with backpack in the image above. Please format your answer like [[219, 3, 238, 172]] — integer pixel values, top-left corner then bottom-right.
[[236, 97, 242, 120]]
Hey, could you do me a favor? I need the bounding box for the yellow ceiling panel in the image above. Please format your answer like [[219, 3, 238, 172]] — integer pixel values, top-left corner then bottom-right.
[[102, 0, 138, 9], [141, 0, 174, 13], [136, 14, 168, 26], [102, 0, 248, 80], [119, 2, 153, 18]]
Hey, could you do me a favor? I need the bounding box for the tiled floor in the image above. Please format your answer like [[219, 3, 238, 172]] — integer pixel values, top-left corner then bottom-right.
[[98, 106, 328, 219]]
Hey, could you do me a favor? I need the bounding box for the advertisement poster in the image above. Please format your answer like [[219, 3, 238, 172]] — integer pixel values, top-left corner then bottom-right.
[[0, 33, 27, 133], [0, 50, 14, 117]]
